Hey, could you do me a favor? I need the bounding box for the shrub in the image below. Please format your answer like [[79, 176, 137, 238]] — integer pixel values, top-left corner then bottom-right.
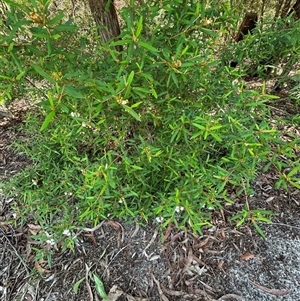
[[1, 0, 299, 250]]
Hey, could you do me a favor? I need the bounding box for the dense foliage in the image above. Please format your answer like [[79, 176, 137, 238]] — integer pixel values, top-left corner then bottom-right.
[[0, 0, 299, 251]]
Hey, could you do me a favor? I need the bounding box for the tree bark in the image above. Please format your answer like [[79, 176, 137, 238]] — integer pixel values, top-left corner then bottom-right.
[[87, 0, 122, 51], [235, 12, 258, 42], [287, 0, 300, 20], [280, 0, 293, 18], [229, 12, 258, 68]]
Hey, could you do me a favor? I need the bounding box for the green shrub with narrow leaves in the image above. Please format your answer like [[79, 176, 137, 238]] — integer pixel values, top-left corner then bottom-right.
[[0, 0, 299, 250]]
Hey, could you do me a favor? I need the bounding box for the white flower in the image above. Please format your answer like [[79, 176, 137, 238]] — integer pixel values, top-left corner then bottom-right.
[[63, 229, 71, 236], [32, 179, 38, 186], [46, 238, 55, 245], [175, 206, 184, 213], [82, 122, 87, 127], [156, 216, 164, 223], [70, 112, 80, 118]]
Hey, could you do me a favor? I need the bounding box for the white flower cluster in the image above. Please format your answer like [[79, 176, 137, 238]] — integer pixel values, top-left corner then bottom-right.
[[175, 206, 184, 213], [70, 112, 80, 118], [156, 216, 164, 223], [153, 8, 167, 27], [45, 231, 55, 246], [63, 229, 71, 236]]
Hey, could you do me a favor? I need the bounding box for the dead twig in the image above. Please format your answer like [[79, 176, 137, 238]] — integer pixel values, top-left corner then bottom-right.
[[270, 222, 300, 230], [248, 279, 290, 296], [217, 293, 246, 300], [77, 221, 105, 233], [0, 227, 30, 275], [143, 229, 158, 259], [151, 272, 169, 301]]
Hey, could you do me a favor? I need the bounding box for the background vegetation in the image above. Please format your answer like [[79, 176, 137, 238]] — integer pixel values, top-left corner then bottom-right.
[[0, 0, 299, 255]]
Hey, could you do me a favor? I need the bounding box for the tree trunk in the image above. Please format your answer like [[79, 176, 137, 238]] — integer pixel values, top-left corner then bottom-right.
[[287, 0, 300, 20], [235, 12, 258, 42], [229, 12, 258, 68], [280, 0, 293, 18], [87, 0, 122, 51]]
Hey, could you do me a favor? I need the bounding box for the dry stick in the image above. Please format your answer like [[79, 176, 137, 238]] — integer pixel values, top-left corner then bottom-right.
[[270, 222, 300, 230], [151, 273, 169, 301], [0, 227, 30, 275], [217, 294, 246, 301], [248, 279, 290, 296], [101, 244, 129, 279], [76, 221, 106, 233], [143, 229, 158, 258], [85, 263, 94, 301]]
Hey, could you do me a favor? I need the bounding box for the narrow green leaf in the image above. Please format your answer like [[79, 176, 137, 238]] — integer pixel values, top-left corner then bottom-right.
[[256, 217, 272, 223], [201, 27, 218, 37], [3, 0, 23, 9], [26, 45, 43, 55], [8, 43, 15, 52], [16, 70, 26, 80], [151, 87, 158, 99], [65, 85, 85, 99], [131, 101, 142, 108], [93, 274, 108, 300], [111, 39, 132, 46], [54, 24, 78, 32], [123, 105, 141, 121], [210, 125, 222, 130], [41, 110, 55, 131], [210, 133, 222, 142], [181, 45, 189, 55], [127, 71, 135, 86], [253, 222, 266, 238], [124, 71, 134, 98], [138, 41, 158, 52], [236, 218, 245, 227], [10, 52, 23, 71], [31, 63, 55, 83], [47, 12, 65, 26], [104, 0, 111, 12], [192, 123, 205, 130], [287, 166, 300, 177], [47, 39, 52, 56], [131, 165, 143, 170], [135, 16, 143, 38], [170, 71, 178, 87], [289, 180, 300, 189], [133, 87, 150, 94], [73, 277, 85, 294]]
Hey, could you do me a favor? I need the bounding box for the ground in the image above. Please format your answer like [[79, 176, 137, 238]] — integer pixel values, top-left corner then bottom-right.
[[0, 86, 300, 301]]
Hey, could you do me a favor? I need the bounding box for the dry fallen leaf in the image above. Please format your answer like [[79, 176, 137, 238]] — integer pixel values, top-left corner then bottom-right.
[[27, 223, 41, 235], [106, 220, 122, 231], [164, 223, 173, 241], [106, 285, 148, 301], [240, 252, 255, 261], [34, 261, 51, 274], [217, 260, 224, 269], [107, 285, 123, 301]]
